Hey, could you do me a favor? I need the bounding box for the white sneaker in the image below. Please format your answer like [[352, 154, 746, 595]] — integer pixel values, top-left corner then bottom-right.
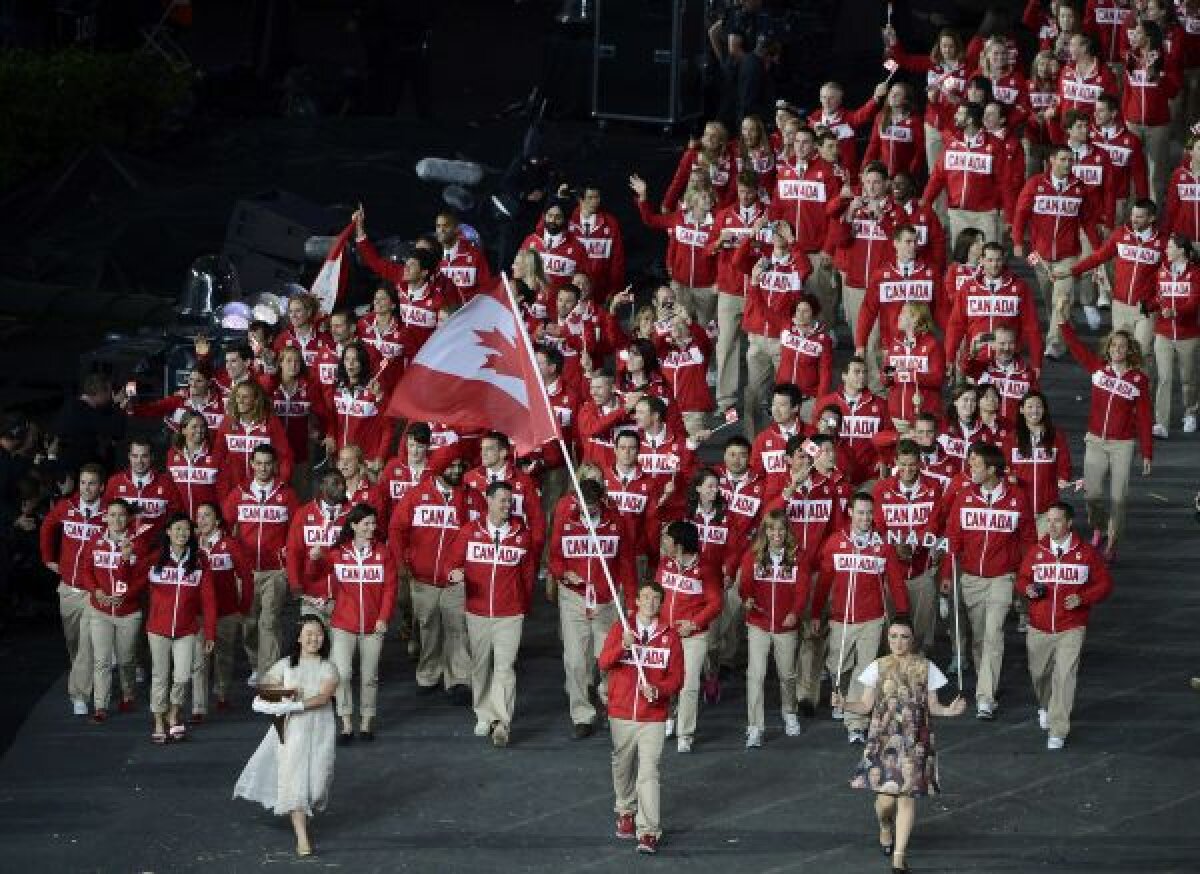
[[745, 727, 764, 749], [71, 699, 88, 716], [847, 729, 866, 744], [783, 712, 802, 736], [135, 666, 146, 685], [473, 719, 492, 737], [1047, 736, 1065, 750], [676, 736, 693, 753], [247, 671, 259, 688], [1097, 288, 1112, 308], [1037, 708, 1049, 731], [831, 706, 844, 721], [664, 718, 675, 738], [1017, 614, 1029, 633], [1152, 424, 1169, 439], [1083, 305, 1102, 331], [976, 700, 996, 720], [1184, 415, 1198, 434]]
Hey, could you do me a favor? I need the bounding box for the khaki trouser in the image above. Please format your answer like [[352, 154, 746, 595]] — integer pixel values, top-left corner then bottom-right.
[[674, 282, 717, 326], [745, 334, 781, 436], [925, 123, 945, 178], [611, 717, 667, 839], [89, 606, 141, 710], [1111, 300, 1155, 367], [1082, 434, 1135, 545], [805, 254, 840, 329], [467, 613, 524, 729], [299, 596, 335, 626], [1154, 335, 1200, 427], [412, 581, 471, 690], [674, 631, 709, 741], [947, 208, 1002, 245], [1130, 122, 1170, 202], [148, 632, 195, 714], [715, 291, 746, 412], [58, 583, 93, 702], [194, 613, 240, 710], [841, 281, 881, 389], [681, 411, 709, 437], [331, 627, 386, 718], [746, 625, 798, 730], [959, 572, 1014, 707], [827, 617, 884, 733], [905, 567, 937, 655], [707, 583, 743, 669], [558, 585, 617, 725], [797, 618, 828, 706], [1036, 255, 1079, 351], [1026, 626, 1086, 739], [243, 569, 287, 677]]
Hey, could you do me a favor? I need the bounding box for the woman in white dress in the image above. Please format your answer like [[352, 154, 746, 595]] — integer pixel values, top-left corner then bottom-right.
[[234, 615, 339, 857]]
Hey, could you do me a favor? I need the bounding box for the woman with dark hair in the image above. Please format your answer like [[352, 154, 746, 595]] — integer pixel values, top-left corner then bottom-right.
[[1151, 233, 1200, 437], [739, 509, 805, 748], [272, 345, 332, 469], [323, 341, 392, 473], [1057, 297, 1153, 562], [944, 227, 986, 302], [881, 25, 967, 170], [1122, 18, 1181, 198], [235, 615, 339, 857], [357, 286, 406, 371], [833, 615, 966, 873], [309, 502, 396, 743], [1002, 391, 1073, 532], [192, 501, 253, 719], [145, 512, 215, 743], [165, 411, 219, 519], [777, 295, 833, 411], [938, 385, 989, 471], [976, 383, 1011, 440], [862, 82, 925, 178], [616, 337, 685, 434]]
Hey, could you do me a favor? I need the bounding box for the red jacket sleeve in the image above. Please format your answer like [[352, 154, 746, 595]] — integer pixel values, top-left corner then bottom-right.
[[922, 160, 947, 208], [697, 565, 723, 628], [1019, 279, 1045, 368], [662, 148, 697, 213], [1012, 177, 1037, 251], [854, 272, 882, 349], [285, 515, 306, 594], [885, 553, 911, 615], [1060, 321, 1103, 372], [1071, 230, 1119, 276], [232, 539, 255, 615], [546, 511, 567, 581], [39, 501, 64, 565], [379, 554, 398, 624], [200, 562, 218, 641], [637, 199, 677, 233], [356, 237, 407, 286]]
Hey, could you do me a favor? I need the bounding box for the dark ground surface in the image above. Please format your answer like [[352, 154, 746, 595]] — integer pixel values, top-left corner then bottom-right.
[[1, 1, 1199, 871], [1, 284, 1198, 874]]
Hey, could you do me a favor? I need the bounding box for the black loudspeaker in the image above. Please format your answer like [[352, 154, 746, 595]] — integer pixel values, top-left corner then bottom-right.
[[592, 0, 705, 126], [222, 190, 337, 295]]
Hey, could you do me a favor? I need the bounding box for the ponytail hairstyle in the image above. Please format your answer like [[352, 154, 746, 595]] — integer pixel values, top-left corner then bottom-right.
[[685, 467, 727, 523]]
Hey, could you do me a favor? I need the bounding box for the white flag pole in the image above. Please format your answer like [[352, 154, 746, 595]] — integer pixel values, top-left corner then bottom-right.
[[499, 274, 649, 689]]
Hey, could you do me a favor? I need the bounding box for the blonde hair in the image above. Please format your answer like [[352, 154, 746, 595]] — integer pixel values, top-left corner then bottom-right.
[[901, 302, 935, 335], [1101, 329, 1145, 369], [227, 379, 271, 424], [978, 36, 1011, 77], [514, 248, 547, 288], [1029, 49, 1058, 83], [751, 509, 797, 571]]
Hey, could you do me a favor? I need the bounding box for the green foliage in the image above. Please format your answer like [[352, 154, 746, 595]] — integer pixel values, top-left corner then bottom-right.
[[0, 49, 190, 190]]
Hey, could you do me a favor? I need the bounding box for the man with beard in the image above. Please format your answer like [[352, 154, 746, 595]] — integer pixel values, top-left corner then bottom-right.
[[522, 200, 589, 291]]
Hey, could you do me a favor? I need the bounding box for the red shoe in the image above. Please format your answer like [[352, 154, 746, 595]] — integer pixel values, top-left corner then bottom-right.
[[118, 698, 135, 714], [615, 813, 636, 840], [215, 698, 231, 713], [636, 834, 659, 854], [91, 709, 108, 724]]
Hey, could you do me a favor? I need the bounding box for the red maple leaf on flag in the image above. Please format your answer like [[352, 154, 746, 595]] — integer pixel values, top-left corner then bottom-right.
[[474, 326, 525, 382]]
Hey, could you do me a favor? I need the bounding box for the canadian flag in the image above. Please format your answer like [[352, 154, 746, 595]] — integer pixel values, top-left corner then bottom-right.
[[386, 275, 561, 454], [310, 222, 355, 314]]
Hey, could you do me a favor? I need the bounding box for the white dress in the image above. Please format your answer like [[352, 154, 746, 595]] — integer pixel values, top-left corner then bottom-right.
[[233, 656, 339, 817]]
